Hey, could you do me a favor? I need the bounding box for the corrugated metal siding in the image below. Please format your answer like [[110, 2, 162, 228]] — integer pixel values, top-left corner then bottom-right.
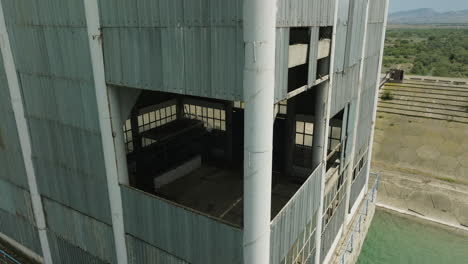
[[330, 64, 360, 117], [48, 232, 108, 264], [0, 179, 35, 223], [99, 0, 244, 101], [126, 235, 188, 264], [2, 0, 112, 224], [0, 208, 42, 255], [344, 0, 368, 68], [121, 186, 243, 264], [308, 27, 320, 86], [0, 54, 28, 189], [354, 5, 385, 157], [320, 193, 347, 263], [276, 0, 335, 27], [270, 164, 322, 264], [333, 0, 351, 73], [349, 160, 368, 210], [43, 198, 117, 263]]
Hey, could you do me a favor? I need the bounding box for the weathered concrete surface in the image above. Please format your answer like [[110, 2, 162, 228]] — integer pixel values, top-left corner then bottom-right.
[[373, 162, 468, 230], [373, 113, 468, 183]]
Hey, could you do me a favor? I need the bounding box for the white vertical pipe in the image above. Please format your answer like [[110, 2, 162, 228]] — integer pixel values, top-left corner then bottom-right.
[[0, 2, 53, 263], [364, 0, 389, 190], [108, 87, 130, 185], [344, 0, 370, 224], [83, 1, 128, 263], [242, 0, 276, 263], [314, 0, 341, 262]]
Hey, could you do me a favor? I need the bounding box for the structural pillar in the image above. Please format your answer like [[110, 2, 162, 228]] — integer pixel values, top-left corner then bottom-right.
[[284, 98, 296, 178], [83, 0, 128, 263], [242, 0, 276, 263], [312, 84, 328, 169], [108, 87, 130, 185]]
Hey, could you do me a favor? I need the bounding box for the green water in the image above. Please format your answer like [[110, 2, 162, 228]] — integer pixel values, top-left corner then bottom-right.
[[358, 209, 468, 264]]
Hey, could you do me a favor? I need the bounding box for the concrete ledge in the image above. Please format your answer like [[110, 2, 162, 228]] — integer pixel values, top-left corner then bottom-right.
[[318, 39, 331, 60], [288, 44, 308, 68]]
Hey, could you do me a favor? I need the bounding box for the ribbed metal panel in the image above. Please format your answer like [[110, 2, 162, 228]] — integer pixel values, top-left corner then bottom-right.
[[2, 0, 112, 223], [1, 0, 86, 27], [0, 52, 28, 189], [102, 26, 244, 101], [320, 193, 347, 263], [99, 0, 244, 101], [121, 186, 243, 264], [275, 28, 289, 102], [43, 198, 117, 263], [0, 179, 35, 223], [126, 235, 188, 264], [349, 160, 368, 210], [333, 0, 351, 73], [308, 27, 320, 86], [368, 0, 387, 23], [330, 64, 360, 117], [276, 0, 335, 27], [0, 208, 42, 255], [345, 0, 368, 68], [270, 164, 322, 264], [48, 231, 107, 264], [98, 0, 242, 27]]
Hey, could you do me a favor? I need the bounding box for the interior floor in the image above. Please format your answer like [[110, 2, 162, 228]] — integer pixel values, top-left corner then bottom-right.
[[156, 164, 301, 227]]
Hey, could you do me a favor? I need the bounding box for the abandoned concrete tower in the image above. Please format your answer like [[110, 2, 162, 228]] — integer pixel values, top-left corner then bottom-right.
[[0, 0, 388, 263]]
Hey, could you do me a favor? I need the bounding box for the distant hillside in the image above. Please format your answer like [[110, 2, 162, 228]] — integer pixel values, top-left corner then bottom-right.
[[389, 8, 468, 24]]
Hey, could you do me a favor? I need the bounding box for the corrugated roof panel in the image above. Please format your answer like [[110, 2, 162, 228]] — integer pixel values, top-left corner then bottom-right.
[[121, 186, 243, 264]]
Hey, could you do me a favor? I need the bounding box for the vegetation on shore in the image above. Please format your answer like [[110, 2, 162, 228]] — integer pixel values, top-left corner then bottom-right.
[[383, 28, 468, 78]]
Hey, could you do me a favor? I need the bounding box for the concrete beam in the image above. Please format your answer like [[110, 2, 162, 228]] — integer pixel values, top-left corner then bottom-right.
[[83, 0, 128, 263], [288, 44, 308, 68], [317, 39, 331, 60]]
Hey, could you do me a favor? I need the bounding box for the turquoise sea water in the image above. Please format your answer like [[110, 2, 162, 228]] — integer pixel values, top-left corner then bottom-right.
[[358, 209, 468, 264]]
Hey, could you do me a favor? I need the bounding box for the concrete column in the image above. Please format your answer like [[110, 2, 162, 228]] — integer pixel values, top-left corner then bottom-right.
[[345, 0, 371, 223], [83, 0, 128, 263], [0, 2, 53, 263], [225, 101, 234, 163], [311, 84, 327, 170], [284, 98, 296, 178], [108, 87, 130, 185], [315, 0, 340, 262], [242, 0, 276, 263], [364, 0, 389, 189]]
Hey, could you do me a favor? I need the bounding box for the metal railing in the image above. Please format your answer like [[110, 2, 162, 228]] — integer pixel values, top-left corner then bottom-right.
[[0, 248, 21, 264], [338, 172, 380, 264]]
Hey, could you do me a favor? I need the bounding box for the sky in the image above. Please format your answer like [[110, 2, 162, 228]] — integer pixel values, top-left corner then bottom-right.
[[390, 0, 468, 13]]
